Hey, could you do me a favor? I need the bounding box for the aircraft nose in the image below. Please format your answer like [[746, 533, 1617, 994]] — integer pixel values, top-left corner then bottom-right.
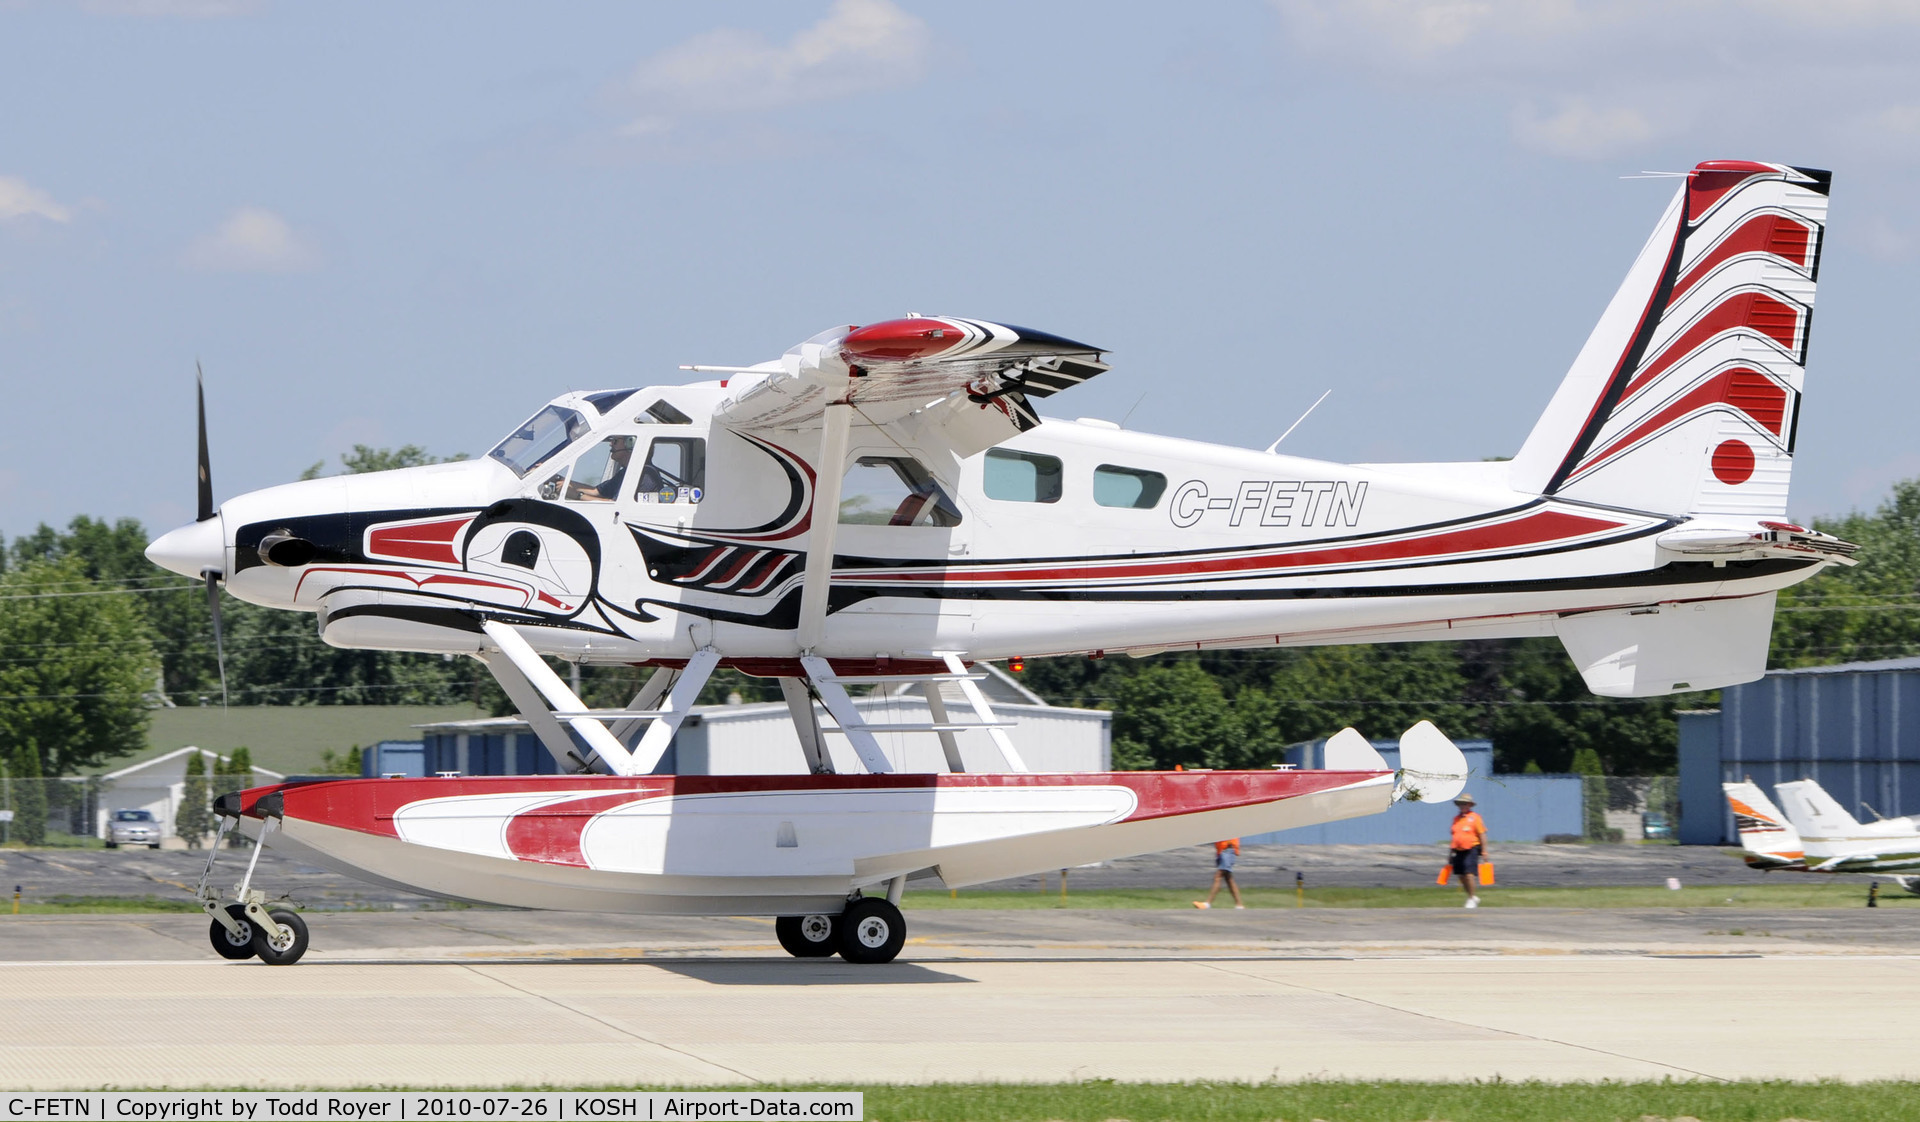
[[147, 517, 226, 578]]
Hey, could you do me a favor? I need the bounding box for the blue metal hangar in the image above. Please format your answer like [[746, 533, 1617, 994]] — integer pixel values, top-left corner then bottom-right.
[[1679, 657, 1920, 844]]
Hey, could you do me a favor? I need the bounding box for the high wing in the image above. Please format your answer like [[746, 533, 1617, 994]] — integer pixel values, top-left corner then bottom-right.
[[713, 316, 1109, 457]]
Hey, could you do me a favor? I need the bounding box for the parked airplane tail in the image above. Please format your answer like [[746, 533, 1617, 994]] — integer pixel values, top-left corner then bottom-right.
[[1510, 161, 1830, 519], [1722, 780, 1806, 869], [1772, 777, 1863, 836]]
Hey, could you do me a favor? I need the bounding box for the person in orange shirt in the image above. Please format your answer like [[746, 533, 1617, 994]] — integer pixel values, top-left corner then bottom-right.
[[1194, 838, 1245, 910], [1449, 793, 1489, 908]]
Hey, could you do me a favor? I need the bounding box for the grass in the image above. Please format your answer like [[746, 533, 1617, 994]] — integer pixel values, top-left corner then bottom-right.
[[3, 894, 203, 914], [905, 881, 1917, 909], [843, 1079, 1920, 1121]]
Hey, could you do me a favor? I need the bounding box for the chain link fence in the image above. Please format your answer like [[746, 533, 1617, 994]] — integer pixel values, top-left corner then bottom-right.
[[1578, 775, 1679, 843], [1, 773, 257, 848]]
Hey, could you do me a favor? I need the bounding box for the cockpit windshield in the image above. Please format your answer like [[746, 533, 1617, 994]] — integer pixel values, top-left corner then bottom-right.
[[489, 405, 590, 477]]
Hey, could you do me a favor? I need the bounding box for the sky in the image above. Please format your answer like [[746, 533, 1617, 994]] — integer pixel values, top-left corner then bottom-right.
[[3, 0, 1919, 540]]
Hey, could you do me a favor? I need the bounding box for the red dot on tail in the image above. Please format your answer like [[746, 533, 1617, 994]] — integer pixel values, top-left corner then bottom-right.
[[1711, 439, 1756, 485]]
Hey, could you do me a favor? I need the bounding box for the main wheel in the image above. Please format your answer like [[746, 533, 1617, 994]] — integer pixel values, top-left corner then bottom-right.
[[250, 908, 309, 966], [209, 904, 256, 960], [835, 898, 905, 965], [776, 914, 838, 958]]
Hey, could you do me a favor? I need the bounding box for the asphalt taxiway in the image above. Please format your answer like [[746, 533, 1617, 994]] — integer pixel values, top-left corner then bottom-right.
[[4, 906, 1919, 1088]]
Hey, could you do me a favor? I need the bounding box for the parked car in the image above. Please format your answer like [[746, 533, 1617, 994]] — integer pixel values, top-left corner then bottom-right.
[[1641, 811, 1674, 841], [106, 808, 161, 849]]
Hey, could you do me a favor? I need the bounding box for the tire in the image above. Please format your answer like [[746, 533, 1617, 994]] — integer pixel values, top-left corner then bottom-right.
[[149, 843, 161, 850], [210, 904, 257, 960], [775, 914, 838, 958], [250, 908, 309, 966], [105, 841, 117, 849], [835, 898, 905, 965]]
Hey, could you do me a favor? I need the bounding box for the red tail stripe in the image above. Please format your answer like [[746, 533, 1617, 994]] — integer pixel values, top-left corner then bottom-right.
[[1576, 367, 1787, 477], [1673, 212, 1815, 302], [1621, 291, 1802, 402]]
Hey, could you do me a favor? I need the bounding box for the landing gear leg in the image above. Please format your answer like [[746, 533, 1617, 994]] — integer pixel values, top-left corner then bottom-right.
[[775, 914, 838, 957]]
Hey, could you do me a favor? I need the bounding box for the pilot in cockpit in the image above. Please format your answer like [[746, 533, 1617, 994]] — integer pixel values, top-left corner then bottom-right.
[[564, 435, 635, 502]]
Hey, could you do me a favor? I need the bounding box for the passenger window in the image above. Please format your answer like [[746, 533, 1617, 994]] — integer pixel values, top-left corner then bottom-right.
[[1093, 464, 1168, 509], [564, 436, 636, 502], [839, 456, 963, 527], [635, 437, 705, 504], [984, 449, 1063, 503]]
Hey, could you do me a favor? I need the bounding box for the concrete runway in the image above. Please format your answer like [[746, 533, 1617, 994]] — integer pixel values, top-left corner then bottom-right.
[[5, 908, 1920, 1088]]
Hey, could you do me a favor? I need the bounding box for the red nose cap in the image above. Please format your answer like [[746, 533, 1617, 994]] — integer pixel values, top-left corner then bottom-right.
[[842, 318, 969, 362]]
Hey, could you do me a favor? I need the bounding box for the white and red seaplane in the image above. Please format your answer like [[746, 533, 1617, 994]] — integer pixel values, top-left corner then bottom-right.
[[149, 160, 1851, 964]]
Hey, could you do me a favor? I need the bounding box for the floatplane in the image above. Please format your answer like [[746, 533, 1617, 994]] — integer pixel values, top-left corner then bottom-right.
[[147, 160, 1850, 963]]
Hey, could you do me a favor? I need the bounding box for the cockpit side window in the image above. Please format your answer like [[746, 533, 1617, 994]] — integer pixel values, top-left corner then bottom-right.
[[490, 405, 590, 478], [564, 436, 636, 503], [839, 456, 963, 527], [635, 438, 705, 504]]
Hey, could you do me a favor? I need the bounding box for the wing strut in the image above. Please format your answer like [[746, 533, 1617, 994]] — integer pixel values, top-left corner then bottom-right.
[[478, 619, 718, 777], [796, 401, 852, 653]]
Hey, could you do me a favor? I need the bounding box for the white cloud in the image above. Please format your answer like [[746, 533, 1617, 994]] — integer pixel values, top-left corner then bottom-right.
[[613, 0, 930, 133], [1269, 0, 1920, 162], [0, 175, 72, 223], [1512, 98, 1658, 159], [181, 207, 319, 273]]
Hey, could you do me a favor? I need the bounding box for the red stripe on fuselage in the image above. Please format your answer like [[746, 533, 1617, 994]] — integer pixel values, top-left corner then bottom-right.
[[851, 510, 1626, 586]]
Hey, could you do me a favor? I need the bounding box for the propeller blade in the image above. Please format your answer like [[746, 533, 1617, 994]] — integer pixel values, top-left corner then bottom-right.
[[204, 568, 227, 709], [196, 363, 214, 523]]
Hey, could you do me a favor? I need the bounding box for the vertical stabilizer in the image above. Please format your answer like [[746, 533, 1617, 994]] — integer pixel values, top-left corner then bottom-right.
[[1722, 780, 1804, 868], [1511, 162, 1829, 518], [1773, 778, 1863, 837]]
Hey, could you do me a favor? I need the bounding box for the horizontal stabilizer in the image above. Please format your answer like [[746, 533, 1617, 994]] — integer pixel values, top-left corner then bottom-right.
[[1556, 592, 1775, 698], [1394, 720, 1467, 804]]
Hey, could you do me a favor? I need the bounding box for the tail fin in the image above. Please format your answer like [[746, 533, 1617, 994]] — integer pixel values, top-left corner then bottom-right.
[[1772, 778, 1862, 836], [1722, 780, 1805, 868], [1510, 161, 1830, 517]]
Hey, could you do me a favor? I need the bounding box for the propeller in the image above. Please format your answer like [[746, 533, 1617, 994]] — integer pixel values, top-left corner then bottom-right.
[[195, 363, 227, 707]]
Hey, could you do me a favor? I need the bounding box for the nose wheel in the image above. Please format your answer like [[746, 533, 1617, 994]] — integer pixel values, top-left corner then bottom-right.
[[193, 813, 309, 965]]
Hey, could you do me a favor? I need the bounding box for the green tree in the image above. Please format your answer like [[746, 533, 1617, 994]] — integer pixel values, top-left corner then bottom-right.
[[1110, 662, 1243, 770], [317, 745, 363, 775], [301, 443, 468, 479], [1263, 644, 1477, 748], [1771, 478, 1920, 667], [0, 558, 159, 776], [177, 751, 211, 847], [1571, 747, 1607, 840], [8, 741, 46, 845]]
